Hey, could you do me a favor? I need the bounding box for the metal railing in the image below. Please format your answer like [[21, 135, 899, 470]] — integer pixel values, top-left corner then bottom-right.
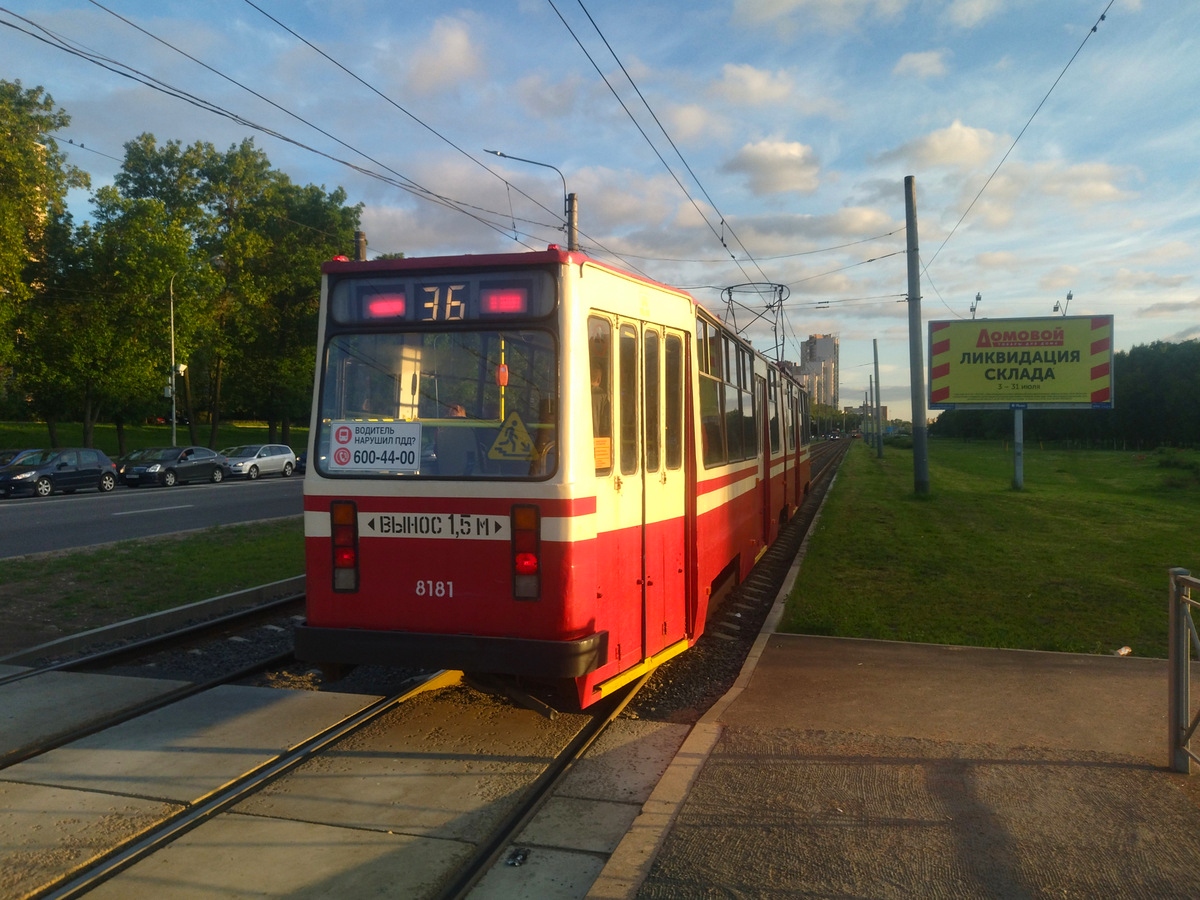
[[1169, 567, 1200, 773]]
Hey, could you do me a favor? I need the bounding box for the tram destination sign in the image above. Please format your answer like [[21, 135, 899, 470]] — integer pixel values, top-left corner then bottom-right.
[[928, 315, 1114, 410]]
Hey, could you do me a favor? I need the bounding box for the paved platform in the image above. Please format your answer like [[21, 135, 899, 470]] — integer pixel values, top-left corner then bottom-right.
[[591, 635, 1200, 898]]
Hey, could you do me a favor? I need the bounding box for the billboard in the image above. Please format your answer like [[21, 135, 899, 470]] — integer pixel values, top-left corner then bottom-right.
[[929, 316, 1113, 410]]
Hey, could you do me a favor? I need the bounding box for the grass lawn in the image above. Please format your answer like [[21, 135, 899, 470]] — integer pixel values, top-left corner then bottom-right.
[[0, 518, 305, 635], [781, 439, 1200, 658]]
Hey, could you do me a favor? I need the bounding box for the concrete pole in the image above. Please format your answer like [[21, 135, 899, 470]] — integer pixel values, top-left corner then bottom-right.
[[567, 193, 579, 251], [873, 338, 884, 458], [905, 176, 930, 494]]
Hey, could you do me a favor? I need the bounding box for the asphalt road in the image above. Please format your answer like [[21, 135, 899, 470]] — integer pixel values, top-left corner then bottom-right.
[[0, 475, 303, 559]]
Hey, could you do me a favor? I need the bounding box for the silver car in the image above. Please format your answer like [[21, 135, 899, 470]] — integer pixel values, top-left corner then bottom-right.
[[224, 444, 297, 479]]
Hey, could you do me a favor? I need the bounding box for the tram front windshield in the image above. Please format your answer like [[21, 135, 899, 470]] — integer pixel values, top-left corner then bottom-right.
[[315, 329, 558, 479]]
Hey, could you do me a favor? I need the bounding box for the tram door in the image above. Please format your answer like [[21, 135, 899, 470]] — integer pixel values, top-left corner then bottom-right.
[[642, 326, 687, 657], [589, 315, 687, 669]]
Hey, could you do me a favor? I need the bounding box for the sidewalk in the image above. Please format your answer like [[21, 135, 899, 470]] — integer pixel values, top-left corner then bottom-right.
[[591, 634, 1200, 898]]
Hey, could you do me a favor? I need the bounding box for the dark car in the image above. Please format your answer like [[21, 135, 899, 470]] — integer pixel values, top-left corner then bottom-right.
[[125, 445, 228, 487], [0, 448, 118, 497], [115, 448, 154, 485], [0, 448, 40, 469]]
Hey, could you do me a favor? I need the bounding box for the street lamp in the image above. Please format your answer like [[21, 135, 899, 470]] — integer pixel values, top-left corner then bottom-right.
[[168, 273, 177, 447], [483, 149, 579, 250], [1053, 290, 1072, 316]]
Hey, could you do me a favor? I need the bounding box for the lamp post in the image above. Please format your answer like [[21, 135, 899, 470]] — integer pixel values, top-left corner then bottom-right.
[[168, 272, 177, 447], [483, 149, 578, 250]]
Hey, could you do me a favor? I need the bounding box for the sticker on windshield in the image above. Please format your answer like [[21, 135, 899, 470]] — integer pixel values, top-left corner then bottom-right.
[[329, 420, 422, 472]]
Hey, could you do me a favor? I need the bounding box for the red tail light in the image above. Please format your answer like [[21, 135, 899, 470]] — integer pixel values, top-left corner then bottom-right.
[[511, 504, 540, 599], [331, 500, 359, 592]]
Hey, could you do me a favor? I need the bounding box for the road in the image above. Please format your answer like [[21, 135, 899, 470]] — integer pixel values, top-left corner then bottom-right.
[[0, 476, 303, 559]]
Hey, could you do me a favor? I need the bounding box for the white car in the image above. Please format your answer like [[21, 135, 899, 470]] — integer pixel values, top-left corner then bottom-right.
[[224, 444, 297, 479]]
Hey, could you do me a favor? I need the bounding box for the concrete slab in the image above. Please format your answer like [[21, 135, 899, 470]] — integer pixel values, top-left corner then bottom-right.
[[0, 665, 26, 676], [469, 846, 607, 900], [238, 684, 590, 842], [0, 671, 192, 761], [0, 781, 180, 899], [2, 684, 378, 802], [556, 719, 690, 804], [604, 636, 1200, 899], [517, 796, 640, 854], [727, 635, 1183, 761], [84, 812, 472, 899]]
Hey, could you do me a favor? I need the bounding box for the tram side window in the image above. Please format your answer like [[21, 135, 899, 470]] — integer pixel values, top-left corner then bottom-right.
[[588, 316, 613, 475], [665, 334, 683, 470], [619, 324, 638, 475], [768, 369, 781, 455], [644, 330, 661, 473], [699, 373, 725, 467]]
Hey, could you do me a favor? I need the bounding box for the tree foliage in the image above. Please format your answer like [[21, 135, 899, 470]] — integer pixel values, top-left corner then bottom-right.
[[2, 92, 362, 447], [0, 80, 88, 369]]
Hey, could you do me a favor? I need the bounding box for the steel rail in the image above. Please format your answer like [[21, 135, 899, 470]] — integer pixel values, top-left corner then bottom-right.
[[437, 673, 651, 900], [0, 592, 303, 689], [34, 670, 462, 900], [0, 649, 297, 771]]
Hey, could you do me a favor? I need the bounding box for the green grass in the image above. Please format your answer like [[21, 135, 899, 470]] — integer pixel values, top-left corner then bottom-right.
[[0, 518, 304, 627], [0, 421, 309, 458], [781, 440, 1200, 658]]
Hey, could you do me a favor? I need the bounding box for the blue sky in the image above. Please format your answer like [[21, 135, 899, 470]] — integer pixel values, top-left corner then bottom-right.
[[3, 0, 1193, 421]]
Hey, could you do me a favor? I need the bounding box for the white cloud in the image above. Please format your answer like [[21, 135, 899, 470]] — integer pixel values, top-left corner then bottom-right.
[[946, 0, 1005, 29], [722, 140, 822, 196], [731, 0, 907, 30], [1139, 297, 1200, 318], [714, 64, 795, 105], [887, 120, 1002, 171], [664, 104, 730, 143], [516, 73, 585, 119], [403, 17, 484, 96], [893, 51, 949, 79]]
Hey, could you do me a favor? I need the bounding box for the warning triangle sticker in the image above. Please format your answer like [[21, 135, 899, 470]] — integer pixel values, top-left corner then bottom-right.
[[487, 411, 535, 460]]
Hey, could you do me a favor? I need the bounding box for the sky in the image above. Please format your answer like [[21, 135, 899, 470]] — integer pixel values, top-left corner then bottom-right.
[[3, 0, 1195, 422]]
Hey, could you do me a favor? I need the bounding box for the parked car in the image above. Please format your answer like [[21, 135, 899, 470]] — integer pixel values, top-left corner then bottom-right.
[[294, 451, 306, 475], [0, 448, 40, 469], [224, 444, 297, 479], [0, 448, 118, 497], [125, 446, 228, 487], [115, 448, 154, 485]]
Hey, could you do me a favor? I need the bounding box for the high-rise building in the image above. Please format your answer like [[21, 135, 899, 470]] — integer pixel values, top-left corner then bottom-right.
[[797, 334, 839, 409]]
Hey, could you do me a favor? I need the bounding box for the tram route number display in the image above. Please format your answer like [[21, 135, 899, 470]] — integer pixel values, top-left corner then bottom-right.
[[329, 420, 422, 472]]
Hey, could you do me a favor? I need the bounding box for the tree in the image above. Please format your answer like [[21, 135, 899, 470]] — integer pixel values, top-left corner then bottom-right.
[[0, 80, 88, 371]]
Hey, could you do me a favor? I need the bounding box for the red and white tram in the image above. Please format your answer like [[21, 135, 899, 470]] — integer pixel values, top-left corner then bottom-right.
[[295, 247, 811, 708]]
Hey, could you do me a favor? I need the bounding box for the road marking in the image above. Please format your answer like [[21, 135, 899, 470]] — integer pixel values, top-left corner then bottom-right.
[[111, 505, 195, 516]]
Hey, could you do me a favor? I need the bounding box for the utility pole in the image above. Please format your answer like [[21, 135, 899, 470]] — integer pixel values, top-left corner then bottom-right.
[[905, 176, 930, 494], [873, 338, 884, 458]]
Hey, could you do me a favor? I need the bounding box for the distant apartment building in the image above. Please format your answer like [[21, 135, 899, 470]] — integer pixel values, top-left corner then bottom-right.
[[796, 334, 838, 409]]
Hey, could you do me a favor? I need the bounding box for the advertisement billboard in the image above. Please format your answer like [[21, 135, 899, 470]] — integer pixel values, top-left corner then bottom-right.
[[929, 316, 1114, 409]]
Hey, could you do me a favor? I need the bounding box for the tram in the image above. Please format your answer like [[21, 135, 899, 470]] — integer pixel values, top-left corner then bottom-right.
[[295, 246, 811, 708]]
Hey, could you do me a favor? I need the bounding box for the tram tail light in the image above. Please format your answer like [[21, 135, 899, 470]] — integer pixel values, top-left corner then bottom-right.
[[330, 500, 359, 592], [511, 504, 540, 599]]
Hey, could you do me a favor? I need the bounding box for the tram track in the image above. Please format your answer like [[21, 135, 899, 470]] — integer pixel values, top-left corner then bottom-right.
[[0, 594, 304, 770], [12, 668, 657, 899], [4, 441, 851, 897]]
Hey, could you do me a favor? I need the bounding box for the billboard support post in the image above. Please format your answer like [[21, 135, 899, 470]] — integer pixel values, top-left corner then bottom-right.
[[1012, 407, 1024, 490]]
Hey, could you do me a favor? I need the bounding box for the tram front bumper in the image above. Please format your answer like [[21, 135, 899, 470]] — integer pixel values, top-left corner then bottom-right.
[[294, 624, 608, 679]]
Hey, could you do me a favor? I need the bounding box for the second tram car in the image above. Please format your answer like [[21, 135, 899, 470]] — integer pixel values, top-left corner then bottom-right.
[[295, 247, 811, 708]]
